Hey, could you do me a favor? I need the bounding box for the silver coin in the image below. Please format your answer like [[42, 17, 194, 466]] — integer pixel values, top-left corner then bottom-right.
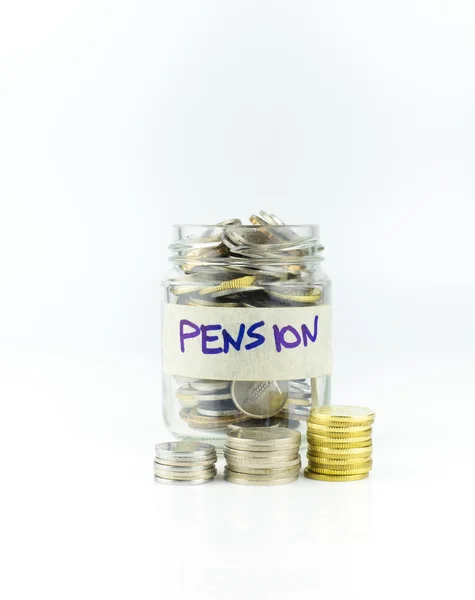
[[223, 468, 299, 486], [154, 475, 214, 486], [231, 380, 289, 418], [223, 445, 300, 461], [153, 467, 217, 481], [209, 286, 262, 298], [154, 441, 216, 460], [154, 456, 217, 468], [225, 457, 301, 472], [226, 427, 301, 450], [225, 463, 301, 477], [153, 462, 216, 473], [197, 406, 241, 417], [175, 384, 197, 397], [286, 390, 311, 400], [290, 379, 309, 388], [193, 391, 233, 402], [190, 380, 231, 393], [226, 416, 284, 430], [285, 403, 311, 413], [278, 408, 310, 421], [174, 375, 198, 384], [185, 296, 240, 308]]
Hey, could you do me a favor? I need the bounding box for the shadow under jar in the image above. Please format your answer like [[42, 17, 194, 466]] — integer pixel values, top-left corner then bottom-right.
[[161, 216, 332, 449]]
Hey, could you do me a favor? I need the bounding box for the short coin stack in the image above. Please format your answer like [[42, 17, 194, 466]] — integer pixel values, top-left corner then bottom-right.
[[154, 441, 217, 485], [305, 406, 375, 482], [224, 428, 301, 485]]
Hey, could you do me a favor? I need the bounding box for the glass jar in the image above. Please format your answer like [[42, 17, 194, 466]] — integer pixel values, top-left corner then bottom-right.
[[161, 215, 331, 448]]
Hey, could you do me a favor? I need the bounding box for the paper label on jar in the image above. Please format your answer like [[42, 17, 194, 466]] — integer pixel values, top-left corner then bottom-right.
[[162, 304, 331, 381]]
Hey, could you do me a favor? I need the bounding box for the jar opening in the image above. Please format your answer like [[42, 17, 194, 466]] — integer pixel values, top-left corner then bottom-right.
[[169, 223, 324, 270]]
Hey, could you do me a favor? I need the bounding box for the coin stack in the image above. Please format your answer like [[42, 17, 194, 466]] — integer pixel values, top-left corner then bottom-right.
[[175, 377, 248, 430], [224, 428, 301, 485], [154, 441, 217, 485], [304, 406, 375, 482]]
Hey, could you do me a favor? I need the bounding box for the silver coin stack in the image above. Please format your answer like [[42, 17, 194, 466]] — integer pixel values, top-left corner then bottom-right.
[[154, 441, 217, 485], [224, 428, 302, 485]]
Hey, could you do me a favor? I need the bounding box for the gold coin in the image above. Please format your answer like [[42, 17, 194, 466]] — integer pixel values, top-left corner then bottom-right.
[[310, 405, 375, 426], [307, 433, 372, 448], [307, 423, 372, 438], [170, 285, 204, 296], [268, 289, 322, 303], [198, 275, 257, 295], [307, 457, 373, 470], [304, 469, 369, 482], [307, 445, 373, 459], [306, 464, 372, 476]]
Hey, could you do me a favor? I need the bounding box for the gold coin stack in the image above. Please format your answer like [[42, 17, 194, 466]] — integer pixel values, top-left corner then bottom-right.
[[224, 428, 301, 486], [304, 406, 375, 482]]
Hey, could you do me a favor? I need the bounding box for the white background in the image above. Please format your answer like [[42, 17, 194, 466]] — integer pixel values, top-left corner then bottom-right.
[[1, 1, 475, 598]]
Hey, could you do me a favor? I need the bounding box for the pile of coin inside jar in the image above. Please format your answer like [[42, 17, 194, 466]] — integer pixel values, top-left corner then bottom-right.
[[223, 429, 302, 486], [305, 406, 375, 481], [167, 210, 327, 435], [153, 441, 218, 485], [176, 379, 308, 432]]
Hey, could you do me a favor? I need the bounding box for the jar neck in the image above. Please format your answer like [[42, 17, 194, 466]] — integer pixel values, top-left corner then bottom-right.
[[169, 224, 324, 275]]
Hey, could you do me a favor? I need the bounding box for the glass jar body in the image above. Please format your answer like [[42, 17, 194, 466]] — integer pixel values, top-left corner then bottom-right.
[[161, 223, 331, 448]]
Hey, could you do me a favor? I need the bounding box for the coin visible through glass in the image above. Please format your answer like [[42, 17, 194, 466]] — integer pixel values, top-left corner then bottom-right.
[[231, 381, 289, 418]]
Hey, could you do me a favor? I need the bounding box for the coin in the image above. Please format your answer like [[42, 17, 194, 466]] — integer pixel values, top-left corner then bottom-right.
[[154, 441, 217, 460], [226, 428, 301, 451], [306, 433, 372, 448], [186, 407, 247, 429], [285, 397, 312, 407], [193, 391, 233, 402], [278, 407, 310, 421], [224, 458, 301, 475], [306, 464, 372, 476], [223, 446, 300, 461], [186, 297, 239, 307], [231, 380, 289, 418], [306, 423, 372, 438], [154, 457, 217, 468], [309, 406, 375, 426], [154, 476, 214, 485], [303, 469, 369, 482], [223, 468, 299, 486], [198, 275, 257, 296], [170, 284, 204, 296], [227, 416, 300, 430], [307, 445, 373, 459], [307, 456, 373, 470], [153, 462, 217, 473], [197, 403, 241, 417], [153, 467, 217, 480], [268, 289, 322, 303], [209, 287, 262, 298], [190, 380, 231, 393]]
